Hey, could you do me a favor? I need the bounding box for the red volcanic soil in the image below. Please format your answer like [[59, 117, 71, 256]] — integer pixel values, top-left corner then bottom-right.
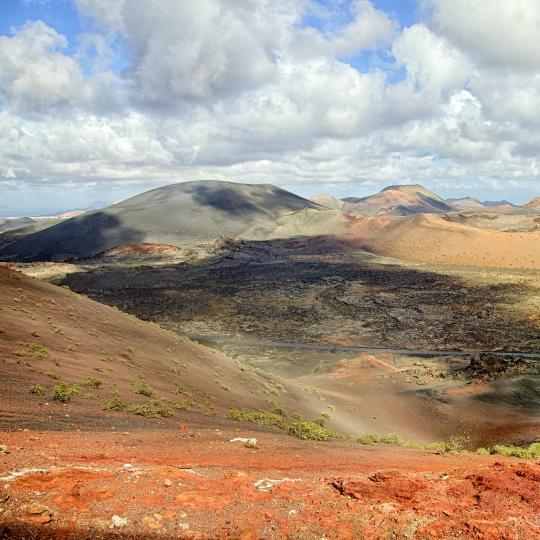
[[102, 243, 189, 257], [1, 265, 539, 538], [0, 429, 539, 539]]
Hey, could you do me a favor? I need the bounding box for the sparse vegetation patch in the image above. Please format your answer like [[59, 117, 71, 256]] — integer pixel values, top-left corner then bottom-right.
[[134, 376, 154, 397], [476, 442, 540, 459], [52, 383, 80, 403], [357, 434, 404, 446], [228, 409, 287, 429], [425, 435, 469, 454], [129, 399, 174, 418], [16, 342, 48, 359], [28, 384, 45, 395], [83, 376, 103, 388], [288, 421, 332, 441], [103, 391, 126, 411]]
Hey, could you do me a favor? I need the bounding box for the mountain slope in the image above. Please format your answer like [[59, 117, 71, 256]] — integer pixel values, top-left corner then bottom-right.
[[0, 180, 340, 261], [525, 196, 540, 208], [343, 184, 454, 215], [0, 266, 332, 430], [347, 214, 540, 269], [309, 193, 345, 210], [0, 217, 36, 234], [446, 197, 485, 210]]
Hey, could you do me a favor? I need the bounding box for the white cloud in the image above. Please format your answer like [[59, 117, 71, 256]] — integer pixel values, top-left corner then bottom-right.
[[0, 21, 119, 113], [1, 0, 540, 208], [76, 0, 305, 104], [292, 0, 397, 59], [0, 21, 87, 111], [423, 0, 540, 70], [392, 24, 472, 97], [471, 71, 540, 128]]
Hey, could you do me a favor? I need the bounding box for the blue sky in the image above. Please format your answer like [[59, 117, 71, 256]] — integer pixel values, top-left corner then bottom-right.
[[0, 0, 420, 80], [1, 0, 80, 45]]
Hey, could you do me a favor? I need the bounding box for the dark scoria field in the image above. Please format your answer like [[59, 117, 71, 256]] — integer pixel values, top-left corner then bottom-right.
[[58, 237, 540, 354]]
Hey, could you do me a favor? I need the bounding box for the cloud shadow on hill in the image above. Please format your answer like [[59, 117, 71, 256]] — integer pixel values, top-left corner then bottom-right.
[[188, 183, 316, 217], [0, 212, 144, 262]]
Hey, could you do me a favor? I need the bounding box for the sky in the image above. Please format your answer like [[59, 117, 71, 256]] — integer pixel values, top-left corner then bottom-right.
[[1, 0, 540, 216]]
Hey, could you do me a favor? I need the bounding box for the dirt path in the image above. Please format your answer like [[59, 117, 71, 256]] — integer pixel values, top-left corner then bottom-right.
[[183, 333, 540, 359]]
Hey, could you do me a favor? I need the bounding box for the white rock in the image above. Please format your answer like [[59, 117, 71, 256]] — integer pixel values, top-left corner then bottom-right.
[[230, 437, 257, 445], [253, 478, 301, 492], [111, 515, 128, 528]]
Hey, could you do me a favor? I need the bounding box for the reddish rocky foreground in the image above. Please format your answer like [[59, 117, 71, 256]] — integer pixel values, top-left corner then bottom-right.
[[0, 428, 539, 539]]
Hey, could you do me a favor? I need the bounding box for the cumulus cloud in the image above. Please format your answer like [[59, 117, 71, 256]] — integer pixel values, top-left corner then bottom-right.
[[392, 24, 472, 98], [423, 0, 540, 70], [292, 0, 397, 58], [77, 0, 304, 104], [0, 0, 540, 208], [0, 20, 120, 113], [0, 21, 87, 111]]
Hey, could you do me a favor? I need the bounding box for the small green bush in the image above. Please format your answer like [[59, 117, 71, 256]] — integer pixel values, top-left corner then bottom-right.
[[176, 381, 193, 397], [426, 435, 469, 454], [288, 421, 332, 441], [28, 384, 45, 395], [52, 383, 80, 403], [16, 342, 48, 359], [228, 409, 287, 429], [476, 442, 540, 459], [134, 376, 154, 397], [129, 399, 174, 418], [83, 377, 103, 388], [103, 391, 126, 411], [357, 433, 403, 446]]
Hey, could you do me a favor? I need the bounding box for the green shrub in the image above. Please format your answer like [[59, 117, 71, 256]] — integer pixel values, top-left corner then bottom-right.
[[28, 384, 45, 395], [288, 421, 332, 441], [16, 342, 48, 359], [103, 391, 126, 411], [228, 409, 287, 429], [477, 442, 540, 459], [129, 399, 174, 418], [83, 377, 103, 388], [357, 433, 404, 446], [426, 435, 469, 454], [176, 381, 193, 397], [52, 383, 80, 403], [134, 376, 154, 397], [530, 442, 540, 457]]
